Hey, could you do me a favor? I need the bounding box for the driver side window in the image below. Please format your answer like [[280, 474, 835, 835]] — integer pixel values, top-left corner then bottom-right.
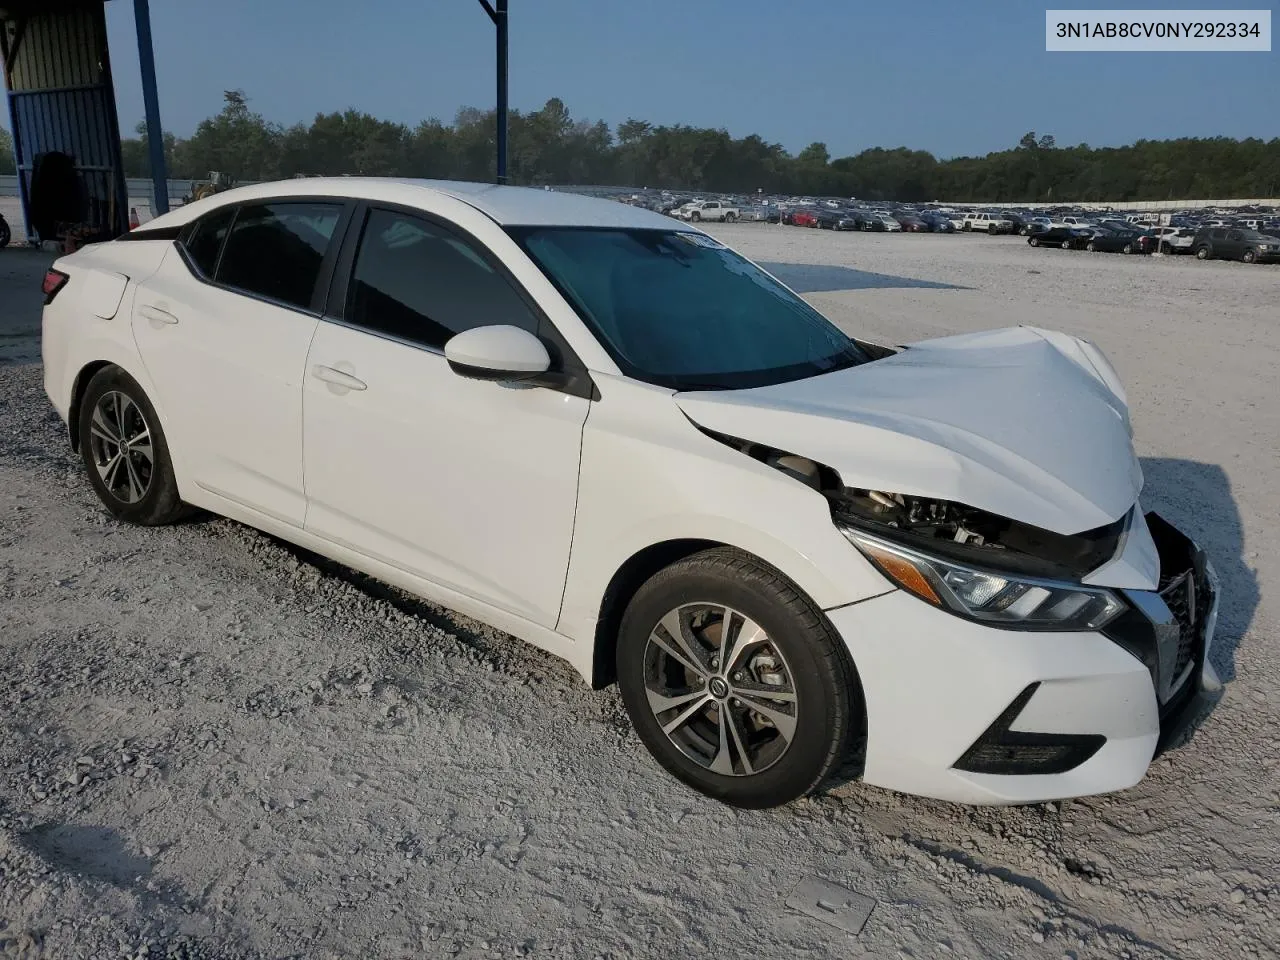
[[345, 209, 538, 350]]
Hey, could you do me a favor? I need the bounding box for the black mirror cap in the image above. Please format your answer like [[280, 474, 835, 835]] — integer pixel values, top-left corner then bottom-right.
[[445, 358, 546, 382]]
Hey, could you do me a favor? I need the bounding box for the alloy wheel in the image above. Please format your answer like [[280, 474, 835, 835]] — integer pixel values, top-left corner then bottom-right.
[[88, 390, 154, 504], [642, 603, 798, 777]]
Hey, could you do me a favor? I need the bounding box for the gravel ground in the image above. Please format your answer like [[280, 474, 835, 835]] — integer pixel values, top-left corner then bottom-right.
[[1, 226, 1278, 960]]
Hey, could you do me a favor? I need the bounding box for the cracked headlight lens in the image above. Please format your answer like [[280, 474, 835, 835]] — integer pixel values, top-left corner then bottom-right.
[[840, 526, 1125, 631]]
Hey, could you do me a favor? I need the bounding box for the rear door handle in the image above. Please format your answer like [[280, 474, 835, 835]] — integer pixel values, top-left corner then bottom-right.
[[311, 364, 367, 392], [139, 304, 179, 325]]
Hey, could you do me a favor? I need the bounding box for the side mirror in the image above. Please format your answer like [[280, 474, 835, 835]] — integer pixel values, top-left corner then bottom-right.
[[443, 325, 551, 382]]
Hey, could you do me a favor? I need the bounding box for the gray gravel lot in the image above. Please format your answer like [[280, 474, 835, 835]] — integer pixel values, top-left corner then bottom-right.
[[1, 226, 1277, 960]]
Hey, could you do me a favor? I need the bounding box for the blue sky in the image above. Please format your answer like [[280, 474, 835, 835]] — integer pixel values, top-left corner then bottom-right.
[[81, 0, 1274, 158]]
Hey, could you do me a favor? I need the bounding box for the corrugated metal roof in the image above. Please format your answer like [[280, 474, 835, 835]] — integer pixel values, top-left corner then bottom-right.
[[3, 5, 102, 89]]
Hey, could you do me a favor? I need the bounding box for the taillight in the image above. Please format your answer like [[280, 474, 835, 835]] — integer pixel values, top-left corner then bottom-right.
[[42, 269, 70, 304]]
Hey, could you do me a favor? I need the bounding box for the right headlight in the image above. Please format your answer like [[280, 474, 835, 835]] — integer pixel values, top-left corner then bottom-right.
[[840, 527, 1125, 631]]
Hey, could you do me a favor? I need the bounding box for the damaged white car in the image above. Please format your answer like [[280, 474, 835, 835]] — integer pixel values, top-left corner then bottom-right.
[[41, 178, 1220, 809]]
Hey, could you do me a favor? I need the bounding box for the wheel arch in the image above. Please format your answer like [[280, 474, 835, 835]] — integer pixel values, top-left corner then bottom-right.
[[67, 360, 119, 451], [587, 538, 869, 719]]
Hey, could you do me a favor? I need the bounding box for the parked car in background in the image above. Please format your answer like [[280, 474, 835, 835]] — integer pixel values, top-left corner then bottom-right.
[[962, 212, 1014, 234], [1000, 212, 1034, 234], [1148, 227, 1196, 254], [894, 213, 930, 232], [1192, 227, 1280, 263], [920, 212, 956, 233], [43, 176, 1220, 809], [828, 210, 864, 231], [1026, 223, 1093, 248], [1081, 225, 1148, 254], [684, 200, 739, 223], [848, 209, 886, 232], [790, 208, 819, 228], [874, 212, 903, 232], [812, 207, 846, 230]]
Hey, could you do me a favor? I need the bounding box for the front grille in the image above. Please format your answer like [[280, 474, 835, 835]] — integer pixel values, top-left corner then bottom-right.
[[1159, 570, 1197, 684]]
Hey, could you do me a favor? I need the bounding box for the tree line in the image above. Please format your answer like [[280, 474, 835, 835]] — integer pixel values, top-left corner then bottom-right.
[[5, 92, 1280, 202]]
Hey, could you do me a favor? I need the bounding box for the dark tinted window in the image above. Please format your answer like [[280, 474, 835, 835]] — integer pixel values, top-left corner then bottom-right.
[[216, 202, 342, 309], [183, 207, 235, 277], [346, 209, 537, 349], [1211, 229, 1227, 239], [511, 227, 867, 391]]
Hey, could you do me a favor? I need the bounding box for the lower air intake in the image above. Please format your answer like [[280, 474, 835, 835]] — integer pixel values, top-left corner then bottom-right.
[[953, 683, 1107, 776]]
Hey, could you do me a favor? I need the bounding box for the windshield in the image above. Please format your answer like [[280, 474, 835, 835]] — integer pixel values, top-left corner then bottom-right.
[[508, 227, 868, 390]]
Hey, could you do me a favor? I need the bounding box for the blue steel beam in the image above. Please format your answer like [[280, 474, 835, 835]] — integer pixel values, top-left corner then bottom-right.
[[133, 0, 168, 214], [1, 15, 34, 242]]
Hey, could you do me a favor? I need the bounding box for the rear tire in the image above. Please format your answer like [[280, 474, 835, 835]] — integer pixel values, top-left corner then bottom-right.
[[0, 218, 10, 249], [1086, 241, 1096, 252], [616, 548, 860, 809], [1061, 240, 1073, 249], [1122, 242, 1133, 255], [988, 224, 996, 235], [77, 366, 189, 526], [725, 212, 737, 222]]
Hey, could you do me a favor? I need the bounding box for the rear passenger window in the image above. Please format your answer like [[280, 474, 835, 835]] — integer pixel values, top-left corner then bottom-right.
[[345, 209, 538, 350], [183, 207, 236, 278], [216, 202, 342, 310]]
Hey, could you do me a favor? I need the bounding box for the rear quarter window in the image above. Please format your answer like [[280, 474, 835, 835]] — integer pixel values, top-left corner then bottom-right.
[[182, 207, 236, 277]]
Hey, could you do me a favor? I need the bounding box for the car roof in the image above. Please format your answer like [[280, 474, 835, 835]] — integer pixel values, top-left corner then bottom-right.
[[141, 177, 687, 231]]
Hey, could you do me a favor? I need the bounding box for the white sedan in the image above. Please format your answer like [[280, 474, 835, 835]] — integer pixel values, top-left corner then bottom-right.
[[41, 178, 1220, 808]]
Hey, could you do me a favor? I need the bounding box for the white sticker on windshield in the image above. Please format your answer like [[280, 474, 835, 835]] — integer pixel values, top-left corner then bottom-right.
[[677, 232, 728, 250]]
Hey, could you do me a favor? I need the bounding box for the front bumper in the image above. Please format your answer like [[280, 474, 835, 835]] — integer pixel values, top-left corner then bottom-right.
[[828, 511, 1219, 804]]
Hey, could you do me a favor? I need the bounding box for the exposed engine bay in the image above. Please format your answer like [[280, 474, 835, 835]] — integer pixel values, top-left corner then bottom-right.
[[708, 431, 1127, 580]]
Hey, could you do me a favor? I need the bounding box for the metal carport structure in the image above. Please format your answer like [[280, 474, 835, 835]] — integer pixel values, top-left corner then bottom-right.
[[3, 0, 511, 244], [1, 0, 166, 245]]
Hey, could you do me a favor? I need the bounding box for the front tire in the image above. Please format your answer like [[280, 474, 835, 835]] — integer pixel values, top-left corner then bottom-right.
[[690, 211, 701, 222], [1086, 241, 1096, 252], [616, 548, 860, 809], [1195, 245, 1211, 260], [1028, 236, 1040, 247], [0, 218, 10, 249], [77, 366, 188, 526], [1242, 248, 1258, 263]]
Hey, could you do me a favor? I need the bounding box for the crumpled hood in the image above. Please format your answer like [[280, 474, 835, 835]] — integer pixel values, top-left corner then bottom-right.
[[676, 326, 1143, 535]]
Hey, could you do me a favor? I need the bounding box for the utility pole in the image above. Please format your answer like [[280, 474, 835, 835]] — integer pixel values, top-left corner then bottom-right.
[[475, 0, 509, 184], [134, 0, 170, 214]]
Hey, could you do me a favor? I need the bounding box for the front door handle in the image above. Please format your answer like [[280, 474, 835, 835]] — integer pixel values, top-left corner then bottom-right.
[[139, 304, 179, 325], [311, 363, 367, 393]]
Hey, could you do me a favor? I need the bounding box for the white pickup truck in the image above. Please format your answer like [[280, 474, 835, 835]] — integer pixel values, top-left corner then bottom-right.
[[962, 212, 1015, 234], [679, 200, 740, 223]]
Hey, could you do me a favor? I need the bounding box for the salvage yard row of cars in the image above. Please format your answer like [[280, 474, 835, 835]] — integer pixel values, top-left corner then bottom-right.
[[614, 191, 1280, 264]]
